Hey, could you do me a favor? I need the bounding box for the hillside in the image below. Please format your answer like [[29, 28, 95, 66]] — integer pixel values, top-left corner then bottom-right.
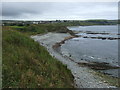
[[2, 26, 74, 88]]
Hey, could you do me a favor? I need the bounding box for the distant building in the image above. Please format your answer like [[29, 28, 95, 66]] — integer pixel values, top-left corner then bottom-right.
[[33, 21, 39, 24]]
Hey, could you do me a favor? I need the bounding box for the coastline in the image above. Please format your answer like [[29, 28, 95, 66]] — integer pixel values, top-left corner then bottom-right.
[[31, 32, 117, 88]]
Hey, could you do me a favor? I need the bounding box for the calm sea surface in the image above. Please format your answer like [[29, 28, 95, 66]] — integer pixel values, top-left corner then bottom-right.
[[61, 25, 119, 77]]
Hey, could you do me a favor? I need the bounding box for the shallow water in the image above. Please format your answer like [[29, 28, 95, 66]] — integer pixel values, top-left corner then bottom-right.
[[61, 25, 119, 77]]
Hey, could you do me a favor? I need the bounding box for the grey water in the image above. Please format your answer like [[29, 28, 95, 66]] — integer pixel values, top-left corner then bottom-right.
[[61, 25, 119, 77]]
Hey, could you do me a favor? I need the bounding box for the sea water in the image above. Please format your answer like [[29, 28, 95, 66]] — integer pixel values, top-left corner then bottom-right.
[[61, 25, 119, 77]]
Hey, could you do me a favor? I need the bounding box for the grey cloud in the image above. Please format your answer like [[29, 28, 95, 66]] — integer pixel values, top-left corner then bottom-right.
[[2, 2, 118, 20], [2, 2, 51, 17]]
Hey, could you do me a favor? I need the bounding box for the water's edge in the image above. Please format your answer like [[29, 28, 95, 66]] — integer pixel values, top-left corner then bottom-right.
[[31, 32, 117, 88]]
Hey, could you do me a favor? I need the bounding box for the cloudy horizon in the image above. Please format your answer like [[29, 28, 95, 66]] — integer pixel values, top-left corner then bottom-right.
[[2, 2, 118, 20]]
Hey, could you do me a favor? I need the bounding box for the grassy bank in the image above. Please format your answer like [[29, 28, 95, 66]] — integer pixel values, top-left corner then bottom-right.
[[8, 23, 72, 35], [2, 25, 74, 88]]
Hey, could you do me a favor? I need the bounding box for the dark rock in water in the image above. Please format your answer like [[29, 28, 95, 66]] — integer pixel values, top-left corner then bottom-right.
[[101, 37, 106, 40], [81, 35, 120, 40], [83, 36, 88, 38], [78, 62, 120, 70]]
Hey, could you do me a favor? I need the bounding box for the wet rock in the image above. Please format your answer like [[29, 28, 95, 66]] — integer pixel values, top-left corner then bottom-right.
[[78, 62, 120, 70]]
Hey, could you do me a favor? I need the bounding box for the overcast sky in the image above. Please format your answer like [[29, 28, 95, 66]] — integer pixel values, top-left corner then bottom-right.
[[2, 2, 118, 20]]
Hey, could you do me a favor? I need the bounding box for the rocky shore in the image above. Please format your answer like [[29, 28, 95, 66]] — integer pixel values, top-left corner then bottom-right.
[[31, 33, 117, 88]]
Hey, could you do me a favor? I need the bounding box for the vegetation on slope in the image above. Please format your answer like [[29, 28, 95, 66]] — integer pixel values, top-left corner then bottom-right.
[[9, 24, 71, 35], [2, 26, 74, 88]]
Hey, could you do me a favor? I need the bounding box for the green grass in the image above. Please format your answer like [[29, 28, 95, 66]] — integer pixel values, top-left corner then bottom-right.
[[7, 24, 71, 36], [2, 28, 74, 88]]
